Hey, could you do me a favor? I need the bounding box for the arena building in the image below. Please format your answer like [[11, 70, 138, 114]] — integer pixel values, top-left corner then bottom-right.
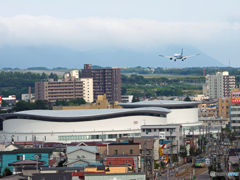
[[0, 107, 170, 142], [0, 100, 202, 143], [119, 100, 202, 132]]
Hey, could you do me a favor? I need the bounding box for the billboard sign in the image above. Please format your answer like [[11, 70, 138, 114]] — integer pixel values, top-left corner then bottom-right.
[[231, 91, 240, 103]]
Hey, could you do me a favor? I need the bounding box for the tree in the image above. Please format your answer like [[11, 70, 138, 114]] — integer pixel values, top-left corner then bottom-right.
[[68, 98, 86, 105], [179, 146, 187, 158], [184, 95, 191, 101], [35, 100, 48, 109], [121, 87, 127, 95], [1, 100, 8, 107], [172, 155, 178, 162], [189, 147, 195, 156], [132, 95, 140, 102], [41, 72, 48, 79], [2, 167, 12, 177], [195, 148, 201, 156], [154, 162, 159, 169], [160, 161, 166, 170]]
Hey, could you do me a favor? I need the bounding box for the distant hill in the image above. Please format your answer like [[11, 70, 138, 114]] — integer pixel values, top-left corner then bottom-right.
[[0, 45, 225, 69]]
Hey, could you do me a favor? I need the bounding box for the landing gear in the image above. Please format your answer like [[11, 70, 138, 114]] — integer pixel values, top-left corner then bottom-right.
[[182, 59, 184, 61], [174, 59, 176, 62]]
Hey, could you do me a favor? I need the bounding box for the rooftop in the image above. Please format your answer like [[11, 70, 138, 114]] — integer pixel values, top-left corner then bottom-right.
[[119, 100, 200, 108], [1, 107, 171, 121]]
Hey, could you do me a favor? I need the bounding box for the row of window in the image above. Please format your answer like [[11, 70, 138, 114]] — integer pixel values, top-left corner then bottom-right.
[[231, 114, 240, 117], [58, 133, 141, 141], [142, 128, 178, 133], [232, 121, 240, 123]]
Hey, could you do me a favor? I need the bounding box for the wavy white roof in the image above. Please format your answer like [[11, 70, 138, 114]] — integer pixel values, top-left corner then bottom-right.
[[13, 107, 171, 118]]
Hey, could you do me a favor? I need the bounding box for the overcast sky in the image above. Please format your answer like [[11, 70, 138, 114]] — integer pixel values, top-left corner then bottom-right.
[[0, 0, 240, 66]]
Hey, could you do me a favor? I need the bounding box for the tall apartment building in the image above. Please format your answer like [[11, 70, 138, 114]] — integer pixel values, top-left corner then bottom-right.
[[35, 73, 93, 103], [230, 105, 240, 131], [82, 64, 122, 102], [209, 71, 235, 98]]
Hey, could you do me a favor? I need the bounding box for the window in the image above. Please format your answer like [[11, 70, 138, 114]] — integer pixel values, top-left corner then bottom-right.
[[142, 129, 145, 132], [130, 149, 133, 154], [146, 129, 151, 134], [222, 112, 224, 115], [154, 129, 156, 132], [114, 150, 118, 154], [17, 155, 24, 161]]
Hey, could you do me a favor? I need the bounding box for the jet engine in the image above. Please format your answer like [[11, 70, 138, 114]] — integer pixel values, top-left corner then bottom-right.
[[170, 58, 172, 60]]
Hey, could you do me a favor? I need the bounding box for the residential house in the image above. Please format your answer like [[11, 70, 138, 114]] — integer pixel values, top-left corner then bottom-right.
[[66, 146, 101, 167], [0, 148, 55, 175]]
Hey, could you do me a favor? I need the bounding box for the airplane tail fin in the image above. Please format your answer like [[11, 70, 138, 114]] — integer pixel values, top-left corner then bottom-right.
[[181, 48, 183, 56]]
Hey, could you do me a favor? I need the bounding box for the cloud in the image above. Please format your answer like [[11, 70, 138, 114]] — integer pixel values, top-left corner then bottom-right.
[[0, 15, 239, 51]]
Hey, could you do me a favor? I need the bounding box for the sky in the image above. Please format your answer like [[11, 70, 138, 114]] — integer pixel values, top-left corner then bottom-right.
[[0, 0, 240, 66]]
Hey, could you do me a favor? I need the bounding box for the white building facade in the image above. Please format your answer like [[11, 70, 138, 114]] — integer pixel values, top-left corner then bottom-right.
[[0, 108, 170, 143], [209, 71, 235, 98]]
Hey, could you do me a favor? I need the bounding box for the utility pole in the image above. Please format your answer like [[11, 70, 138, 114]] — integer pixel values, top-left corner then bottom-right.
[[199, 127, 202, 154], [170, 130, 173, 175], [35, 155, 39, 173], [192, 127, 195, 152], [176, 140, 179, 178], [159, 139, 162, 180], [203, 127, 205, 155]]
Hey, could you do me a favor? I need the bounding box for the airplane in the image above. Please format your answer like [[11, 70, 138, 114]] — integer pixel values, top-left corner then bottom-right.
[[159, 49, 200, 61]]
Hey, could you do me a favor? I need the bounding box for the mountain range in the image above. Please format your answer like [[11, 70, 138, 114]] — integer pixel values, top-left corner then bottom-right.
[[0, 45, 226, 69]]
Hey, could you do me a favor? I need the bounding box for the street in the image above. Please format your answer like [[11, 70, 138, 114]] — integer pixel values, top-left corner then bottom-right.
[[156, 164, 210, 180]]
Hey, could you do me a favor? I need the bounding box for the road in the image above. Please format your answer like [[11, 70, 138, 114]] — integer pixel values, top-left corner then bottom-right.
[[156, 164, 211, 180], [197, 169, 210, 180], [156, 163, 192, 180]]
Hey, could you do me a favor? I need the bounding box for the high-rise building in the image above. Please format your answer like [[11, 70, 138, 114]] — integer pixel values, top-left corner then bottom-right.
[[209, 71, 235, 98], [81, 64, 122, 102], [35, 77, 93, 103]]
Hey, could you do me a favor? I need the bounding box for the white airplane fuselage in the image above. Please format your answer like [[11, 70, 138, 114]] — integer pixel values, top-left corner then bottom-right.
[[174, 54, 183, 59]]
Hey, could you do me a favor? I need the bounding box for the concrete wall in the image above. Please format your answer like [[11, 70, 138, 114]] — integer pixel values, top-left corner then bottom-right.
[[3, 116, 167, 133], [167, 108, 198, 124], [81, 78, 93, 103], [108, 144, 141, 156]]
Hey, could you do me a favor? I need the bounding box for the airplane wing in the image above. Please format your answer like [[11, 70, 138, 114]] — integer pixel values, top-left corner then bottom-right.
[[183, 54, 201, 58], [159, 55, 173, 58]]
